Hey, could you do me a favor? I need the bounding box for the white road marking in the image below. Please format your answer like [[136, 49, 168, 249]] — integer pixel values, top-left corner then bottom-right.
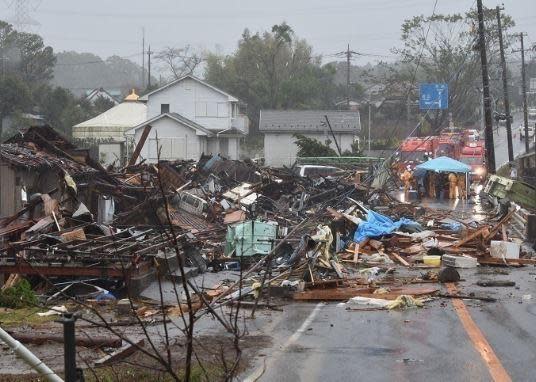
[[243, 302, 325, 382]]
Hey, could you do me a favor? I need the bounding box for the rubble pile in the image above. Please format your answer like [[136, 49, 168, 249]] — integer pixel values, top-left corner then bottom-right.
[[1, 125, 535, 316]]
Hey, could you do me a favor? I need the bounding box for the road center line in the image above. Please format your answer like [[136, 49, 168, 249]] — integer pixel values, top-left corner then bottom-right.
[[244, 302, 325, 382], [446, 283, 512, 382]]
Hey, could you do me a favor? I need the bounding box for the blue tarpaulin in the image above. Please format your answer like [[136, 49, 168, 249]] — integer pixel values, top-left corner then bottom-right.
[[353, 210, 422, 242], [415, 156, 470, 173]]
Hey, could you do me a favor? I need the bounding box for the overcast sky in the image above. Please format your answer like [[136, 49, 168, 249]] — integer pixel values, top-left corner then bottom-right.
[[1, 0, 535, 66]]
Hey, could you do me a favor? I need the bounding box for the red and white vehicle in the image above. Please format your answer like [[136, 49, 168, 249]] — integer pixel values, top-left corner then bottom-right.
[[394, 136, 434, 172], [459, 140, 486, 181]]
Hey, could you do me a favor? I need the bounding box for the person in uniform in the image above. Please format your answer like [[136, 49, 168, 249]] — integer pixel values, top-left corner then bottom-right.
[[428, 171, 436, 198], [448, 172, 458, 199], [457, 173, 466, 200], [401, 166, 413, 198]]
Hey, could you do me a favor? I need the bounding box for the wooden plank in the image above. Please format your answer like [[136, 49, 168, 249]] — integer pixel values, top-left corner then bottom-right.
[[483, 208, 517, 242], [389, 252, 410, 267], [501, 224, 508, 241], [477, 257, 536, 265], [128, 125, 152, 166], [95, 339, 145, 366], [453, 227, 487, 248]]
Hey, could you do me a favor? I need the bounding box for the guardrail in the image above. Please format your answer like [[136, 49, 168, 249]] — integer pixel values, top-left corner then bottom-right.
[[295, 156, 385, 166]]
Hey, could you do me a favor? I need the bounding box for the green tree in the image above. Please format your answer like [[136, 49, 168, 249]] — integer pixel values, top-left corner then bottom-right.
[[33, 85, 93, 137], [293, 134, 337, 157], [394, 7, 514, 132], [0, 75, 31, 139], [93, 95, 116, 115], [205, 23, 340, 134]]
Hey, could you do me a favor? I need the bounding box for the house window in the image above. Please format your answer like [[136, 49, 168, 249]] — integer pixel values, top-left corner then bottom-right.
[[161, 104, 170, 114]]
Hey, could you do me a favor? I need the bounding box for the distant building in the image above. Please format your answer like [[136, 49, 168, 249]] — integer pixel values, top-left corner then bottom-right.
[[73, 90, 147, 166], [259, 110, 361, 167], [125, 75, 249, 163], [84, 88, 121, 105]]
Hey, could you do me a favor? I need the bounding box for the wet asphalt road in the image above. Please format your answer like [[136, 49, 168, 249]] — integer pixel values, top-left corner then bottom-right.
[[493, 111, 534, 168], [239, 194, 536, 382], [241, 267, 536, 382]]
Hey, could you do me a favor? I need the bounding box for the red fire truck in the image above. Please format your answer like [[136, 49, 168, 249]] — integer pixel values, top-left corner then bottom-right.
[[458, 140, 486, 181], [394, 136, 434, 172], [432, 132, 464, 159]]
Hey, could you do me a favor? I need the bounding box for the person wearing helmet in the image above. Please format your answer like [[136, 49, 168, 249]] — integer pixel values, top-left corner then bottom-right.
[[448, 172, 458, 199], [401, 166, 413, 198]]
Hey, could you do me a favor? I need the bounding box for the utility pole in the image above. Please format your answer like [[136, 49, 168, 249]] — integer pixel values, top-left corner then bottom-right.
[[513, 33, 530, 153], [496, 5, 514, 163], [141, 27, 145, 89], [147, 45, 152, 89], [368, 102, 372, 153], [346, 43, 350, 109], [477, 0, 496, 174]]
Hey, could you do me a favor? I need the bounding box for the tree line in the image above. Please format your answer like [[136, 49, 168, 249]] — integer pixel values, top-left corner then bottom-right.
[[2, 5, 533, 143]]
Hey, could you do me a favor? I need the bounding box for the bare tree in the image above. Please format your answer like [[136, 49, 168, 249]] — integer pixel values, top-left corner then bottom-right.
[[156, 45, 203, 80]]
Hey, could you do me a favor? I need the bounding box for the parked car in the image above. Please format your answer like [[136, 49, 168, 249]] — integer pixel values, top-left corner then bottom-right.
[[295, 165, 341, 178]]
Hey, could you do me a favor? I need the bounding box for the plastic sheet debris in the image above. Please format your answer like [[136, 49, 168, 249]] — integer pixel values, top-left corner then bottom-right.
[[354, 210, 422, 242]]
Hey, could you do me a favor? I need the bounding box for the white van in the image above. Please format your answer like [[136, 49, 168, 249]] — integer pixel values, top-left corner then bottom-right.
[[295, 165, 341, 178]]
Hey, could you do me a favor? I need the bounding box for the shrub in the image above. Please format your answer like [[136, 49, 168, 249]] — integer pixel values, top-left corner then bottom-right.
[[0, 278, 38, 308]]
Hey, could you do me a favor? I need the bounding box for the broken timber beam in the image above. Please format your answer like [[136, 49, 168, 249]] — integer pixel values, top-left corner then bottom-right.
[[94, 339, 144, 366], [128, 124, 152, 166], [8, 332, 122, 348]]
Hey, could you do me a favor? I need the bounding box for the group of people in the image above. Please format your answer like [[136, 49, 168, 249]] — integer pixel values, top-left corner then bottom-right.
[[400, 166, 467, 200]]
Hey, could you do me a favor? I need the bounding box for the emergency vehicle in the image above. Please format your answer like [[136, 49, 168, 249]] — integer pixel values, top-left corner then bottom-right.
[[459, 140, 486, 181], [394, 136, 434, 172]]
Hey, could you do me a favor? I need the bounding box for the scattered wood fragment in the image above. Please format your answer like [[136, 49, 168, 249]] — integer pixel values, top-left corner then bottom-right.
[[453, 227, 487, 248], [478, 257, 536, 266], [389, 252, 410, 267], [94, 339, 145, 366], [8, 332, 122, 348]]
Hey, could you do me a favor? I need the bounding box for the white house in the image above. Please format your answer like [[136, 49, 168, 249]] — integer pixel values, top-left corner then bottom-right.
[[125, 75, 248, 163], [73, 90, 147, 166], [259, 110, 361, 167]]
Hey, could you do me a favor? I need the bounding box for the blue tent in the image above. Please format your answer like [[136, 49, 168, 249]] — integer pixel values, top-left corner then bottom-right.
[[415, 156, 471, 173]]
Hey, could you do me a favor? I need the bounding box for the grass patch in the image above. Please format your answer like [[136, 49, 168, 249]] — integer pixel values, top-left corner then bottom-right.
[[86, 363, 227, 382], [0, 307, 57, 327], [0, 363, 228, 382]]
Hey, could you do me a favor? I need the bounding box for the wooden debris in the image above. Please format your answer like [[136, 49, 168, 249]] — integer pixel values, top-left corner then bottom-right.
[[94, 339, 145, 366], [8, 332, 122, 348]]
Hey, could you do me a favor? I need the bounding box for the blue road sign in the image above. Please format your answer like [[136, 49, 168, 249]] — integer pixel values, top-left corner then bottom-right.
[[419, 83, 448, 110]]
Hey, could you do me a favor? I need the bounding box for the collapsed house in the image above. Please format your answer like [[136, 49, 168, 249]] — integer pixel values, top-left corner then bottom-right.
[[0, 124, 534, 306]]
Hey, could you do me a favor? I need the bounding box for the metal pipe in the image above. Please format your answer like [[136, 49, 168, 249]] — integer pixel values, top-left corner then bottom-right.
[[0, 326, 63, 382], [59, 313, 81, 382]]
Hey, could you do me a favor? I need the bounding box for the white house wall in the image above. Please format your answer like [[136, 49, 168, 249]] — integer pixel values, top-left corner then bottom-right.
[[134, 117, 205, 163], [264, 132, 356, 167], [147, 78, 231, 131]]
